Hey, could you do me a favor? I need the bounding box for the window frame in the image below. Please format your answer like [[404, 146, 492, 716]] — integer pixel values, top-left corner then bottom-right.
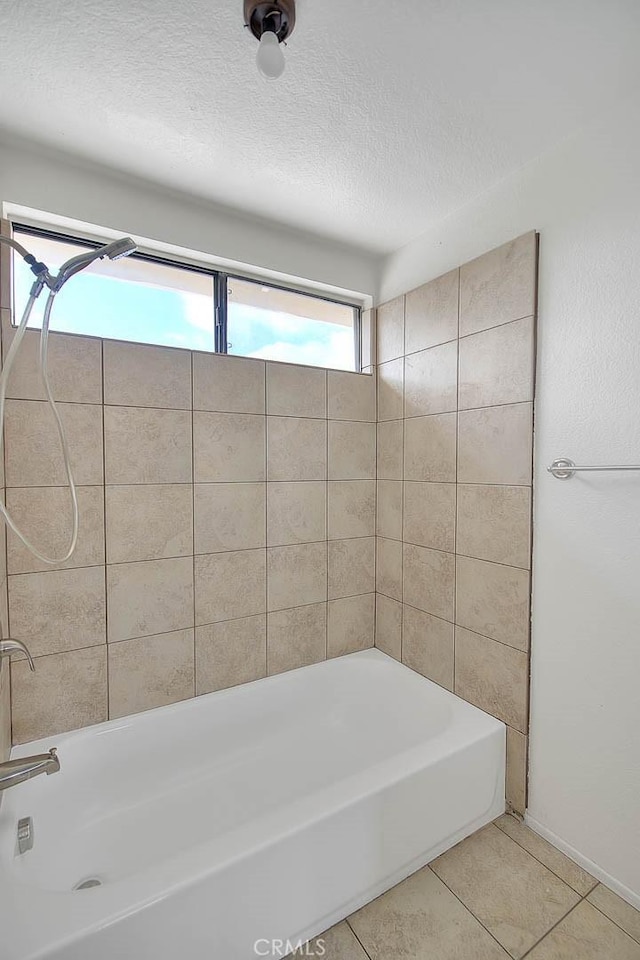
[[11, 223, 363, 372]]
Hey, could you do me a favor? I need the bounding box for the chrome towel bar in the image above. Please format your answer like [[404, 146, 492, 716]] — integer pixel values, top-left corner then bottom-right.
[[548, 458, 640, 480]]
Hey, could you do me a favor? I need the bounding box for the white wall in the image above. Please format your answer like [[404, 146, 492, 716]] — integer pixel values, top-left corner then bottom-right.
[[0, 134, 378, 300], [381, 89, 640, 905]]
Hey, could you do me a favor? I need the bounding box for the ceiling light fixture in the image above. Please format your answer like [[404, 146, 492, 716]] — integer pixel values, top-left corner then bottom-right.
[[244, 0, 296, 80]]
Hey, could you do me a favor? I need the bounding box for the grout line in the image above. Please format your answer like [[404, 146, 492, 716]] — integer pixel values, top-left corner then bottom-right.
[[6, 543, 530, 578], [400, 398, 533, 418], [100, 339, 110, 718], [458, 313, 535, 342], [453, 268, 460, 690], [7, 538, 378, 577], [264, 368, 270, 678], [427, 864, 519, 958], [494, 815, 599, 897], [345, 918, 375, 960], [519, 894, 592, 959], [432, 832, 588, 957], [190, 351, 197, 698], [324, 369, 329, 661], [587, 893, 640, 946]]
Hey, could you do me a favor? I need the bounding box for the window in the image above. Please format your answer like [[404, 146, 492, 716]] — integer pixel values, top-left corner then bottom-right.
[[11, 226, 361, 370], [227, 277, 358, 371]]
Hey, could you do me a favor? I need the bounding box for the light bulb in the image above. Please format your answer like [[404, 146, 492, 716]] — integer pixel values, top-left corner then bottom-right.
[[256, 29, 285, 79]]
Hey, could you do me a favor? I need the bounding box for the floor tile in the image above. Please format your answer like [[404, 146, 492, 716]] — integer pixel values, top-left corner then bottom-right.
[[495, 815, 597, 895], [288, 922, 370, 958], [588, 884, 640, 944], [526, 901, 640, 960], [430, 825, 579, 958], [348, 864, 510, 959]]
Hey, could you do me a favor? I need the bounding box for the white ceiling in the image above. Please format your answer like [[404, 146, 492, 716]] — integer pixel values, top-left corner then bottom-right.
[[1, 0, 639, 254]]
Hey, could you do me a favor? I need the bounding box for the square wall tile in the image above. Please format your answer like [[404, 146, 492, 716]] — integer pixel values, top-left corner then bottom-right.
[[459, 316, 534, 410], [105, 406, 192, 484], [195, 549, 266, 625], [267, 602, 326, 674], [327, 594, 374, 658], [376, 295, 404, 363], [5, 400, 103, 486], [460, 232, 537, 337], [194, 482, 265, 554], [107, 556, 194, 642], [328, 537, 375, 599], [11, 646, 107, 743], [193, 352, 265, 414], [376, 537, 402, 601], [108, 629, 194, 719], [360, 308, 376, 369], [106, 484, 193, 563], [404, 413, 457, 482], [266, 362, 325, 418], [457, 484, 531, 568], [377, 480, 403, 541], [328, 480, 375, 540], [8, 566, 106, 656], [103, 340, 191, 409], [375, 594, 402, 660], [327, 370, 375, 421], [506, 727, 528, 815], [403, 605, 454, 690], [1, 229, 13, 308], [404, 268, 459, 355], [268, 417, 327, 481], [4, 325, 102, 403], [267, 481, 326, 545], [267, 542, 327, 611], [458, 402, 533, 485], [455, 626, 529, 731], [404, 340, 458, 417], [456, 555, 530, 651], [403, 481, 456, 553], [377, 358, 404, 421], [7, 486, 105, 574], [328, 420, 375, 480], [377, 420, 403, 479], [404, 543, 455, 621], [196, 616, 266, 694], [193, 411, 265, 482]]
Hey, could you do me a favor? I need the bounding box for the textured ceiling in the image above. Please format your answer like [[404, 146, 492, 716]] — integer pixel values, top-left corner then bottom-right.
[[1, 0, 639, 254]]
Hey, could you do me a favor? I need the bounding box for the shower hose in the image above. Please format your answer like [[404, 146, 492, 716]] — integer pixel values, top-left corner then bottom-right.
[[0, 278, 78, 564]]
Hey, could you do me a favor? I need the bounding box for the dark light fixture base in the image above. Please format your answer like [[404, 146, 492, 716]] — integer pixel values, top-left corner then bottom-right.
[[243, 0, 296, 43]]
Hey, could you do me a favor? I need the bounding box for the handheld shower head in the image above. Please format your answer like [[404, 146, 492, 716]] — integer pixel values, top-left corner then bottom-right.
[[53, 236, 137, 291]]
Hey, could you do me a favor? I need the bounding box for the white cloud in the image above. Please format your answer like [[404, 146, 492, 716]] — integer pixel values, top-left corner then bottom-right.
[[180, 291, 215, 333], [246, 328, 354, 370]]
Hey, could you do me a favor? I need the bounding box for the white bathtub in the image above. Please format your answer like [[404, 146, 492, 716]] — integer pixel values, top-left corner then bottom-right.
[[0, 649, 505, 959]]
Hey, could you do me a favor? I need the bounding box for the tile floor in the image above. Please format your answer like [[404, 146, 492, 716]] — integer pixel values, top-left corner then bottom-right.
[[293, 815, 640, 959]]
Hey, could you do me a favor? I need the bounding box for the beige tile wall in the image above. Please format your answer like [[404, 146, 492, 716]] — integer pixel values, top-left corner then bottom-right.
[[1, 304, 376, 743], [0, 221, 11, 773], [374, 232, 537, 814]]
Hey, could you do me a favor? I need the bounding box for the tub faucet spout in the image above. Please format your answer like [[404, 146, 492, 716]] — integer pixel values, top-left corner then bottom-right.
[[0, 748, 60, 792]]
